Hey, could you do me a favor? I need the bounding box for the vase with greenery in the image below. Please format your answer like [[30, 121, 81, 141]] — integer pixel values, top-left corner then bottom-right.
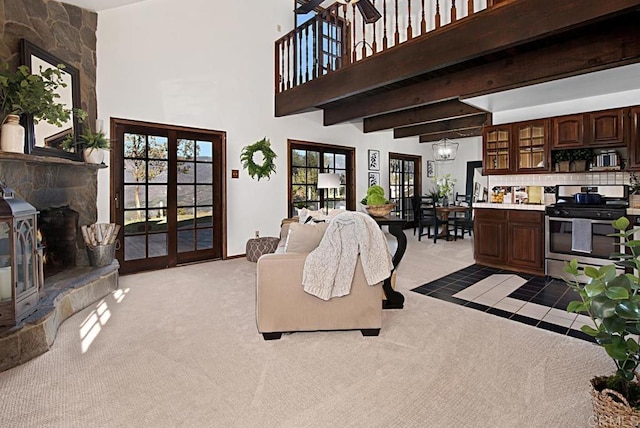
[[0, 64, 71, 125], [0, 63, 72, 153], [564, 217, 640, 421]]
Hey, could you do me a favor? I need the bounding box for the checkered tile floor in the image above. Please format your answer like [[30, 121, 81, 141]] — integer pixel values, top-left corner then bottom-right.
[[411, 264, 595, 342]]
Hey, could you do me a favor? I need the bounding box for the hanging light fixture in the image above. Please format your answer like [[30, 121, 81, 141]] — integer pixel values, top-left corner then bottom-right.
[[336, 0, 361, 4], [432, 138, 459, 162]]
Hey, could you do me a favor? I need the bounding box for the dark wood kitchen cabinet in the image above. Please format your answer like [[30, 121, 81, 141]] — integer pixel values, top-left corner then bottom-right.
[[629, 106, 640, 169], [483, 125, 512, 175], [483, 120, 550, 175], [552, 114, 584, 148], [587, 108, 625, 147], [474, 208, 544, 275], [474, 209, 507, 264], [513, 120, 550, 173]]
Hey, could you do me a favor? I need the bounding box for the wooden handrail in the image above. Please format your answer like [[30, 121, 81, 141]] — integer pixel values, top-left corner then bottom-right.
[[275, 0, 497, 94]]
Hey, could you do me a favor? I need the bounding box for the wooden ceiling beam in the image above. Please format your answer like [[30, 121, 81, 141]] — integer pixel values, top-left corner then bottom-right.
[[363, 101, 486, 133], [393, 113, 491, 138], [419, 128, 484, 143], [275, 0, 640, 117], [322, 15, 640, 125]]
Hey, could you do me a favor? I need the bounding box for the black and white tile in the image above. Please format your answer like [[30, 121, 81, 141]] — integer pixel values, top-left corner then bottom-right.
[[411, 264, 595, 342]]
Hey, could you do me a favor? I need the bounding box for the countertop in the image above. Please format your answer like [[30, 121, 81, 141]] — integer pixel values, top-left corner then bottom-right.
[[474, 204, 640, 215], [474, 202, 546, 211]]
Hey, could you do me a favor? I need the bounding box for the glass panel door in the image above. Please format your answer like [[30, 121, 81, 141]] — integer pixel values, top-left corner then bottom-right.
[[389, 153, 421, 224], [112, 119, 225, 274]]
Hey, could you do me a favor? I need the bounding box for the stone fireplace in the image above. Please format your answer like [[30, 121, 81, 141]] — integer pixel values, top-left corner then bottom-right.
[[0, 152, 118, 372], [0, 152, 100, 268]]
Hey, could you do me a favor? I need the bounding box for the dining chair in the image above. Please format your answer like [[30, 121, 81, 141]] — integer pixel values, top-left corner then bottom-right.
[[417, 197, 436, 241], [454, 196, 474, 239]]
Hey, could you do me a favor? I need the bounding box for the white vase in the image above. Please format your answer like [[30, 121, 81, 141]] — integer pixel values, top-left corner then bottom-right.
[[83, 147, 104, 164], [0, 115, 25, 153]]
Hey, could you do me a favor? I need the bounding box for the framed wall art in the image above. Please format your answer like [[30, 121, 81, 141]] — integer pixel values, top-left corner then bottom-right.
[[368, 172, 379, 187], [368, 149, 380, 171], [426, 160, 435, 177]]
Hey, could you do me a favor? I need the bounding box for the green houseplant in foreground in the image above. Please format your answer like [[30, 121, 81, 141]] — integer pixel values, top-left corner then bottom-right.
[[565, 217, 640, 409]]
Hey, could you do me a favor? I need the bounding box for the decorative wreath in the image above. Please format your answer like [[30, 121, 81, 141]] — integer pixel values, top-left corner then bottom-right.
[[240, 137, 277, 181]]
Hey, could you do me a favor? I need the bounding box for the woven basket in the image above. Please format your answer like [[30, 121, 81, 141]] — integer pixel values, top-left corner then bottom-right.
[[365, 203, 395, 217], [590, 384, 640, 427]]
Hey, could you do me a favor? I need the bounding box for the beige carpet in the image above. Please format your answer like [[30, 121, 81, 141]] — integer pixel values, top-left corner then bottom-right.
[[0, 235, 611, 427]]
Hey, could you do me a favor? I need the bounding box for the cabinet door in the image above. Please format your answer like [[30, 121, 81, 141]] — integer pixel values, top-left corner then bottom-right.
[[483, 125, 512, 175], [474, 210, 507, 264], [588, 108, 625, 146], [514, 120, 549, 172], [552, 114, 584, 148], [507, 212, 544, 271], [630, 107, 640, 170]]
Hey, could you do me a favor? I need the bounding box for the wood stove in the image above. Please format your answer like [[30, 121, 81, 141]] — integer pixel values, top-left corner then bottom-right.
[[0, 181, 41, 327]]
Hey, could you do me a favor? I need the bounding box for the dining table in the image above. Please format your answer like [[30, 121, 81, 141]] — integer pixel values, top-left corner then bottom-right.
[[435, 205, 471, 241]]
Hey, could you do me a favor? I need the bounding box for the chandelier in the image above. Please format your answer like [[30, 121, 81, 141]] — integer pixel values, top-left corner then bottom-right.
[[432, 138, 459, 162]]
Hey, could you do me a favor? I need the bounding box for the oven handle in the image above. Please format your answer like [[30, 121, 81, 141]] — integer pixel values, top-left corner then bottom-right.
[[546, 216, 617, 225]]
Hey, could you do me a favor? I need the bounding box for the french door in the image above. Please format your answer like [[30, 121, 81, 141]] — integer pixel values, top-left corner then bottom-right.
[[111, 118, 226, 274], [389, 153, 421, 224]]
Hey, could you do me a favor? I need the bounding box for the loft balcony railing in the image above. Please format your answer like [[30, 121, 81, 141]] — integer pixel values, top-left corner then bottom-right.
[[275, 0, 506, 94]]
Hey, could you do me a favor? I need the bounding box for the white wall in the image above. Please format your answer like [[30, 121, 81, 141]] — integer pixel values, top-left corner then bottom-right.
[[96, 0, 435, 256], [418, 136, 483, 196]]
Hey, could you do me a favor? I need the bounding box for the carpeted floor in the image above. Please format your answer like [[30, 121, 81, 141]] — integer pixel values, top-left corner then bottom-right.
[[0, 235, 611, 427]]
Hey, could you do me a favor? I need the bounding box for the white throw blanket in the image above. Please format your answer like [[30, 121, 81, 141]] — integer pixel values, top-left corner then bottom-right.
[[302, 211, 394, 300]]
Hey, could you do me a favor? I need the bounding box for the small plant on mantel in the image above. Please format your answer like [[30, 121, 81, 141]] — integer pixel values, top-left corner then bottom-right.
[[564, 217, 640, 421]]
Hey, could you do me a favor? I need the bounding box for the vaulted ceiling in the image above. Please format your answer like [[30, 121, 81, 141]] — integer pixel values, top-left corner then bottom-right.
[[278, 0, 640, 143]]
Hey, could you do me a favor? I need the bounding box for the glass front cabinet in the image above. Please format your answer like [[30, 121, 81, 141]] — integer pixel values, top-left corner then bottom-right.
[[514, 120, 550, 173], [483, 125, 512, 174]]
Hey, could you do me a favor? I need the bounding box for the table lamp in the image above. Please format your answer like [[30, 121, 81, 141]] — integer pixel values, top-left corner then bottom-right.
[[317, 173, 341, 215]]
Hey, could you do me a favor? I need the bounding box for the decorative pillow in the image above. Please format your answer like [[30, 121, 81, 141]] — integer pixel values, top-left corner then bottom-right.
[[284, 222, 329, 253]]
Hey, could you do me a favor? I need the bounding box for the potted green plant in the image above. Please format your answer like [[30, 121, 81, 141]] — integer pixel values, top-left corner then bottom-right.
[[568, 148, 594, 172], [361, 185, 394, 217], [0, 64, 71, 152], [552, 150, 571, 172], [564, 217, 640, 424], [79, 127, 110, 164]]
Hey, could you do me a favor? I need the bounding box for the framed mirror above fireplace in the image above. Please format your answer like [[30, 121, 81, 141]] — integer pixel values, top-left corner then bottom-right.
[[20, 39, 83, 161]]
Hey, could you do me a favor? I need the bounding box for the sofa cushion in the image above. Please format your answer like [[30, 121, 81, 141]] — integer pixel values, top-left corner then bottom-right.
[[284, 222, 329, 253]]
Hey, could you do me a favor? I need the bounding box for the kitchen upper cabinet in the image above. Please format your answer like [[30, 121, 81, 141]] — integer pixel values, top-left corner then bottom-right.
[[483, 125, 512, 175], [587, 108, 625, 147], [514, 120, 550, 173], [628, 107, 640, 169], [552, 114, 584, 148]]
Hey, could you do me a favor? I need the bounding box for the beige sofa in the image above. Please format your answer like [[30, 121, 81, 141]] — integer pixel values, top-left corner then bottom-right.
[[255, 216, 384, 340], [256, 252, 383, 340]]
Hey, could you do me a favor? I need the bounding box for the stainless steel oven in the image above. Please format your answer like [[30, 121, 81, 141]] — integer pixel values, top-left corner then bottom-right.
[[545, 184, 628, 281]]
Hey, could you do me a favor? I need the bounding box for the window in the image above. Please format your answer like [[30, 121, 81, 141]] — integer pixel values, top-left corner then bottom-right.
[[288, 140, 355, 217]]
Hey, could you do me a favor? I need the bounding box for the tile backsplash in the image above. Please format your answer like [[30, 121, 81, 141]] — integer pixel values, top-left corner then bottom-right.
[[489, 171, 630, 187]]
